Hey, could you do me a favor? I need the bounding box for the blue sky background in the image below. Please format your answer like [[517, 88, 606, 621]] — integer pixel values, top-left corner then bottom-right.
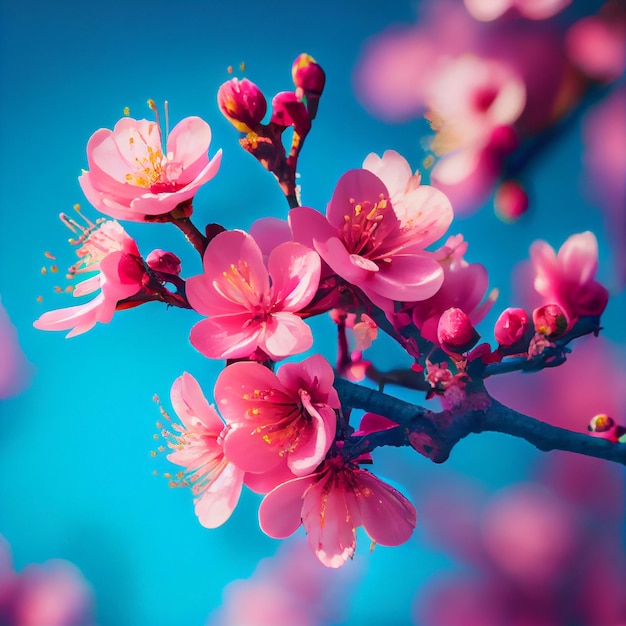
[[0, 1, 624, 625]]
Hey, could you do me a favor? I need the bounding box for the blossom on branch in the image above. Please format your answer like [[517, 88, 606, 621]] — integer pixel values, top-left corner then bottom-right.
[[33, 213, 146, 337], [215, 355, 339, 478], [187, 230, 321, 360], [79, 105, 222, 222], [259, 455, 416, 568], [164, 372, 244, 529]]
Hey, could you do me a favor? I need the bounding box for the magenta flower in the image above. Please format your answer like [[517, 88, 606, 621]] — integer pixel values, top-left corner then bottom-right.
[[165, 372, 244, 529], [259, 457, 417, 568], [215, 355, 339, 477], [187, 230, 321, 361], [33, 216, 145, 337], [79, 110, 222, 222], [289, 166, 451, 310], [530, 231, 609, 320]]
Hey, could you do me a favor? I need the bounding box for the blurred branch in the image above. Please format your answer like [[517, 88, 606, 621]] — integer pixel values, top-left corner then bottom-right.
[[334, 378, 626, 466]]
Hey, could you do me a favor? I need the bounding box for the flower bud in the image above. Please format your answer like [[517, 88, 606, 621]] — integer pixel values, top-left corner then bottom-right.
[[437, 307, 480, 353], [217, 78, 267, 133], [270, 91, 311, 135], [532, 303, 568, 337], [588, 413, 615, 433], [494, 307, 530, 346], [495, 180, 529, 222], [146, 249, 182, 275], [292, 53, 326, 95]]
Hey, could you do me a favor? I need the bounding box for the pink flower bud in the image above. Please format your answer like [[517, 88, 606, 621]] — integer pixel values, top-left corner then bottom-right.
[[146, 249, 182, 275], [532, 303, 568, 337], [494, 307, 530, 346], [437, 307, 480, 353], [291, 53, 326, 95], [217, 78, 267, 133], [270, 91, 311, 135], [495, 180, 529, 222]]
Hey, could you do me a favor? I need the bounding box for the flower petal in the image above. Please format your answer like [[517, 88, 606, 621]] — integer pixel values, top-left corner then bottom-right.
[[170, 372, 224, 432], [194, 462, 245, 529]]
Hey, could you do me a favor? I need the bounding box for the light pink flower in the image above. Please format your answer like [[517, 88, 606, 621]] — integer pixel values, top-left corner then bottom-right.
[[33, 214, 145, 337], [0, 297, 33, 399], [215, 355, 339, 477], [187, 230, 320, 361], [165, 372, 244, 528], [530, 231, 609, 319], [259, 457, 417, 568], [464, 0, 571, 22], [290, 167, 450, 310], [79, 110, 222, 222]]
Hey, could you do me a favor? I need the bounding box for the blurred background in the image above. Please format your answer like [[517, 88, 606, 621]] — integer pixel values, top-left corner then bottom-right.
[[0, 0, 624, 624]]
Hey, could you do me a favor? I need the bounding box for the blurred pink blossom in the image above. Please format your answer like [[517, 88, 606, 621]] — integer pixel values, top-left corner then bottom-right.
[[0, 535, 94, 626], [464, 0, 571, 22], [206, 539, 360, 626], [79, 111, 222, 222], [187, 230, 320, 361], [0, 297, 32, 399]]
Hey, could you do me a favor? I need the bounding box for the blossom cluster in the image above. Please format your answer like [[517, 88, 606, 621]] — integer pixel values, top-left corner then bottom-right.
[[33, 50, 618, 569]]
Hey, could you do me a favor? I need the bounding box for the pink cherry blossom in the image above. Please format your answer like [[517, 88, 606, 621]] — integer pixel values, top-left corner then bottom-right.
[[408, 235, 497, 344], [464, 0, 571, 22], [290, 166, 451, 310], [165, 372, 244, 528], [78, 109, 222, 222], [0, 296, 32, 399], [530, 231, 609, 320], [215, 355, 339, 477], [259, 457, 417, 568], [187, 230, 321, 360], [33, 214, 145, 337]]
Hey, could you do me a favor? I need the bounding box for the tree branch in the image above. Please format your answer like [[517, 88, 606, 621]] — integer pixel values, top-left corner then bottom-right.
[[333, 377, 626, 466]]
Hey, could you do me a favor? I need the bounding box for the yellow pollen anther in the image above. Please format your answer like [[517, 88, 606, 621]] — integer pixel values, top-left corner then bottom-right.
[[366, 207, 378, 220], [240, 62, 246, 71], [44, 251, 56, 260], [123, 106, 130, 116], [50, 265, 58, 273], [41, 267, 47, 275], [354, 204, 363, 216], [37, 296, 43, 302], [73, 204, 81, 211], [227, 65, 233, 74]]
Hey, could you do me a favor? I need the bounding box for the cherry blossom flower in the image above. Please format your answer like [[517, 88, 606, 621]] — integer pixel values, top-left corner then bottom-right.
[[78, 106, 222, 222], [464, 0, 571, 22], [0, 535, 94, 626], [530, 231, 609, 320], [215, 355, 339, 477], [259, 456, 417, 568], [290, 166, 451, 310], [33, 213, 145, 337], [408, 235, 496, 343], [187, 230, 320, 361], [0, 296, 32, 399], [164, 372, 244, 529]]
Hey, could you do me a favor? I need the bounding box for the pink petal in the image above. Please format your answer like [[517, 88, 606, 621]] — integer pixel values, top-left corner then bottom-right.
[[286, 404, 330, 476], [302, 475, 358, 568], [244, 463, 299, 494], [268, 242, 321, 312], [354, 413, 398, 436], [259, 475, 317, 538], [261, 312, 313, 360], [112, 117, 162, 169], [33, 294, 107, 337], [326, 169, 389, 228], [288, 207, 337, 251], [557, 231, 598, 286], [399, 186, 454, 247], [189, 315, 262, 360], [170, 372, 224, 432], [362, 150, 413, 197], [194, 462, 245, 529], [223, 424, 283, 474], [166, 116, 212, 171], [356, 470, 417, 546], [249, 217, 293, 257], [314, 237, 370, 285], [78, 173, 141, 222], [277, 354, 339, 404]]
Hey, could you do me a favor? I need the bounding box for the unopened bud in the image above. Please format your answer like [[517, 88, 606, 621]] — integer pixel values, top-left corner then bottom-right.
[[437, 307, 480, 353], [146, 250, 182, 275], [217, 78, 267, 133], [494, 307, 530, 346], [292, 53, 326, 95], [588, 414, 615, 433], [495, 180, 529, 222], [270, 91, 311, 135], [532, 303, 568, 337]]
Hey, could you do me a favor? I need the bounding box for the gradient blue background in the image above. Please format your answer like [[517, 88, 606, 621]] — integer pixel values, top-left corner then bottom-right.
[[1, 1, 624, 625]]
